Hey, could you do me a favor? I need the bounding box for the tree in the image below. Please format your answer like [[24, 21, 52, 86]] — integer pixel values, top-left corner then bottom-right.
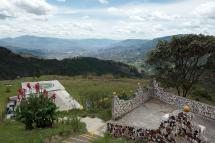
[[35, 66, 41, 79], [147, 34, 215, 97]]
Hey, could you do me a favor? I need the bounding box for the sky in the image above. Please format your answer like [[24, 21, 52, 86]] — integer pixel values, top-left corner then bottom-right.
[[0, 0, 215, 39]]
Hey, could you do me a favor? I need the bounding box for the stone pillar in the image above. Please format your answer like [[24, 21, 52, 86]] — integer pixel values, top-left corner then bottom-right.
[[112, 95, 118, 120]]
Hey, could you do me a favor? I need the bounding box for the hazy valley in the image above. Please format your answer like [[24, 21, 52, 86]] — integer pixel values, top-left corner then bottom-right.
[[0, 35, 173, 66]]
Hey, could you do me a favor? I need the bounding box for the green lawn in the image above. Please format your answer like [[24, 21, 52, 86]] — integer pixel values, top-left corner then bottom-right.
[[0, 120, 85, 143], [92, 134, 145, 143]]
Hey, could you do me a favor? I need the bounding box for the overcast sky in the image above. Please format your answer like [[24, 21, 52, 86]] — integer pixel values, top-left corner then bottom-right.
[[0, 0, 215, 39]]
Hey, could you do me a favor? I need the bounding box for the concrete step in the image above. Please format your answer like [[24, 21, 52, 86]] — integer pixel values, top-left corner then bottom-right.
[[62, 141, 73, 143], [62, 133, 100, 143]]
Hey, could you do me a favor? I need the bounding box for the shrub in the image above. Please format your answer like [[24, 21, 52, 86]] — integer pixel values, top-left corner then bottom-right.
[[79, 89, 110, 110], [16, 93, 57, 129], [70, 115, 86, 133], [5, 86, 11, 93], [119, 92, 129, 100], [191, 88, 212, 100]]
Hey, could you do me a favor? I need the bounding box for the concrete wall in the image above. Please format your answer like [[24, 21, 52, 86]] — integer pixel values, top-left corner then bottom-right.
[[112, 87, 151, 120], [151, 80, 215, 119]]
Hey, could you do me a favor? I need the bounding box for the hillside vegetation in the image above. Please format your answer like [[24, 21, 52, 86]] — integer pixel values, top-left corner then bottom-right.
[[0, 47, 142, 80]]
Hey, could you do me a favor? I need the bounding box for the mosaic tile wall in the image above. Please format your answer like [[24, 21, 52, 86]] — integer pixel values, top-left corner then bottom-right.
[[112, 87, 151, 120]]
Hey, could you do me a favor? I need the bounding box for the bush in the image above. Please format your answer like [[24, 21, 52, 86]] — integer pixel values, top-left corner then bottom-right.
[[191, 88, 212, 100], [5, 86, 11, 93], [119, 92, 129, 100], [70, 115, 86, 133], [15, 94, 57, 129], [79, 89, 110, 110]]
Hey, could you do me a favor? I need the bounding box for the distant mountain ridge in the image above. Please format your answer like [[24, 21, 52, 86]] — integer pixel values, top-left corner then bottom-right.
[[0, 35, 121, 59], [0, 47, 142, 80], [0, 35, 179, 64], [93, 35, 174, 64]]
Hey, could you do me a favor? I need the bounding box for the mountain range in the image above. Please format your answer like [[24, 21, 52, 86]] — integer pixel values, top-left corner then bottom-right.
[[0, 35, 175, 65]]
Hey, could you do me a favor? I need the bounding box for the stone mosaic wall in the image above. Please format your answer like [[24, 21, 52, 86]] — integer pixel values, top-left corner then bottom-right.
[[112, 80, 215, 120], [151, 80, 215, 120], [112, 87, 151, 120], [108, 112, 208, 143]]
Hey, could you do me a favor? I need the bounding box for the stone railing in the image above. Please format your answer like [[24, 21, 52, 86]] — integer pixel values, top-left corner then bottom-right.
[[112, 87, 151, 120], [107, 112, 208, 143], [151, 80, 215, 120]]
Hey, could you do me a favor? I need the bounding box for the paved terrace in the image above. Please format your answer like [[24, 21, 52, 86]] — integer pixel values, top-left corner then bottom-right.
[[112, 98, 215, 142], [112, 98, 177, 129]]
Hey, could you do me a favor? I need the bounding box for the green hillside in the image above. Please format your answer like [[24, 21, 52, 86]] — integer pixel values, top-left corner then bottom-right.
[[0, 47, 142, 80]]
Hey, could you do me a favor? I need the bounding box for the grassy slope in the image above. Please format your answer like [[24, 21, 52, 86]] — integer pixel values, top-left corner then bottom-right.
[[0, 75, 147, 116], [0, 120, 80, 143], [0, 75, 147, 143], [92, 134, 145, 143], [1, 75, 214, 116]]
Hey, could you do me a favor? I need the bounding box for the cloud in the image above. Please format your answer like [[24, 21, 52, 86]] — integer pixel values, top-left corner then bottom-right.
[[98, 0, 108, 4], [107, 6, 178, 21], [194, 1, 215, 19], [56, 0, 66, 2], [0, 0, 215, 39], [0, 0, 54, 20], [0, 12, 14, 19], [14, 0, 53, 15], [0, 0, 16, 19]]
